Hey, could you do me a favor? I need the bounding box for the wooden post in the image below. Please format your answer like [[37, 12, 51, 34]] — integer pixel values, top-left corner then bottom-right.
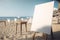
[[16, 23, 17, 35]]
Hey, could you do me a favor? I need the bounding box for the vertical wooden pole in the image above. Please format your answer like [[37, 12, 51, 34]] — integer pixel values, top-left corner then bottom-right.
[[20, 23, 22, 35], [51, 27, 54, 40], [25, 22, 27, 32], [16, 23, 17, 34]]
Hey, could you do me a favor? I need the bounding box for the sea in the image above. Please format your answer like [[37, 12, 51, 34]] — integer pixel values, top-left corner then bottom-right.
[[0, 16, 32, 20]]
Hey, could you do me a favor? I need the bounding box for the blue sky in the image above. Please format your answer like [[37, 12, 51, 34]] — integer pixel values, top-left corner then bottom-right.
[[0, 0, 58, 17]]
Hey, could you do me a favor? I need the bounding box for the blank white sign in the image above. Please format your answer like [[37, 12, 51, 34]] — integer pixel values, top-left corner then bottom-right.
[[31, 1, 54, 34]]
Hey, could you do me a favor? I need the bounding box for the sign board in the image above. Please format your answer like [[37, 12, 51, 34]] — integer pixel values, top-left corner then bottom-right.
[[31, 1, 54, 34]]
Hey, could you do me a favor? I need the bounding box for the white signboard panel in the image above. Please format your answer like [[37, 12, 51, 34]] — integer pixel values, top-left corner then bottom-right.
[[31, 1, 54, 34]]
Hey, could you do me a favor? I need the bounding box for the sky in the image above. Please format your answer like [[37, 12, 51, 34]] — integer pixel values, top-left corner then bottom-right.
[[0, 0, 58, 17]]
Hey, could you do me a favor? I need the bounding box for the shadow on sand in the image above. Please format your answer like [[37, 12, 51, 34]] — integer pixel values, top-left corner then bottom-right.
[[36, 25, 60, 40]]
